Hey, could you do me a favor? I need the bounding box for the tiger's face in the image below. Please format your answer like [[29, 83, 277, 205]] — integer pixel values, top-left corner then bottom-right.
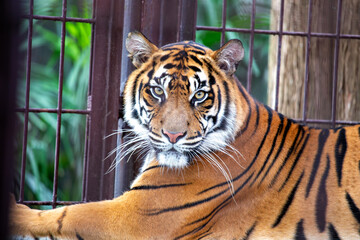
[[124, 32, 244, 169]]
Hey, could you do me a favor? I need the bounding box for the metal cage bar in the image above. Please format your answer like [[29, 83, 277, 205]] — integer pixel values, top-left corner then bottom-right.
[[13, 0, 360, 210], [330, 0, 343, 128], [19, 0, 34, 204], [16, 0, 124, 206], [196, 0, 360, 127]]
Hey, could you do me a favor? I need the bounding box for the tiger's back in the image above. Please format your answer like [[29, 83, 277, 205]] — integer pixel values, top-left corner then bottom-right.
[[9, 32, 360, 239]]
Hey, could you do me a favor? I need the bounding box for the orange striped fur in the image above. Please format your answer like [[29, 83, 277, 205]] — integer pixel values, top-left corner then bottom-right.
[[9, 32, 360, 239]]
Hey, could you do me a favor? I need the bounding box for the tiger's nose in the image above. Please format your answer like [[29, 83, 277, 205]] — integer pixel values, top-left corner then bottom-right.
[[162, 130, 186, 143]]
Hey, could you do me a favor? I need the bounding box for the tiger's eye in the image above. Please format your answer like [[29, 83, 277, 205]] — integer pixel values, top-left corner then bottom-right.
[[195, 91, 205, 100], [153, 87, 164, 96]]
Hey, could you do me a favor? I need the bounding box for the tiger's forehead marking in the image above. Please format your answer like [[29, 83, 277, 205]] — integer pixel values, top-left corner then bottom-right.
[[147, 41, 214, 94]]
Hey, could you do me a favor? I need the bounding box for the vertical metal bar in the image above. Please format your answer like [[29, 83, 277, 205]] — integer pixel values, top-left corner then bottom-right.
[[81, 0, 96, 202], [86, 0, 123, 201], [221, 0, 227, 45], [331, 0, 342, 128], [302, 0, 313, 124], [52, 0, 67, 208], [178, 0, 197, 41], [176, 0, 183, 42], [274, 0, 284, 111], [246, 0, 256, 93], [19, 0, 34, 203], [193, 0, 198, 41]]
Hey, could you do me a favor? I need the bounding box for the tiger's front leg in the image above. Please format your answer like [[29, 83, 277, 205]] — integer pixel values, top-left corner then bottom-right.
[[9, 193, 147, 240]]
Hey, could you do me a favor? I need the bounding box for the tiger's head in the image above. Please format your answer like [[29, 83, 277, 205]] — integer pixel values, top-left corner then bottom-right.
[[123, 32, 245, 169]]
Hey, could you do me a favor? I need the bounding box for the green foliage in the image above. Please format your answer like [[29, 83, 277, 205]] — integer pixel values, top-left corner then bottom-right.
[[16, 0, 92, 203], [196, 0, 271, 104]]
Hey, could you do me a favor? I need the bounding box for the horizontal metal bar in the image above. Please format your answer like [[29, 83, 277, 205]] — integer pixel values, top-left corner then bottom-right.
[[16, 108, 90, 114], [19, 201, 85, 205], [296, 119, 360, 125], [196, 26, 360, 39], [22, 14, 95, 23]]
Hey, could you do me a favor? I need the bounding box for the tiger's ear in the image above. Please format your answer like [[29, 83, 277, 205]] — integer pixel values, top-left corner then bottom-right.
[[212, 39, 244, 75], [125, 31, 158, 68]]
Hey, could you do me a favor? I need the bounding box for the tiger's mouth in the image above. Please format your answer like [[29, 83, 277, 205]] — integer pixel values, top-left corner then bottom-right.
[[155, 149, 191, 168]]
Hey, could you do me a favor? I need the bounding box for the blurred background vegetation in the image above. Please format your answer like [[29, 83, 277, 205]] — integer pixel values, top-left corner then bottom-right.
[[15, 0, 92, 204], [16, 0, 271, 203]]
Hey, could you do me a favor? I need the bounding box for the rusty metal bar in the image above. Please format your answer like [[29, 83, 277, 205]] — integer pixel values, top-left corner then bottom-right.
[[178, 0, 197, 41], [331, 0, 342, 128], [22, 15, 95, 23], [22, 201, 85, 205], [19, 0, 34, 204], [196, 26, 360, 39], [16, 108, 90, 114], [82, 0, 97, 203], [297, 119, 358, 125], [85, 0, 124, 201], [51, 0, 68, 209], [246, 0, 256, 93], [220, 0, 227, 45], [302, 0, 313, 124], [274, 0, 284, 111]]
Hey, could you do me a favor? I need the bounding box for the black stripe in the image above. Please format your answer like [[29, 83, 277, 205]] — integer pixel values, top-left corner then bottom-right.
[[211, 81, 229, 132], [148, 135, 163, 143], [142, 95, 152, 107], [142, 165, 163, 172], [272, 172, 304, 228], [189, 65, 201, 72], [201, 105, 272, 193], [145, 189, 228, 215], [190, 55, 203, 66], [162, 46, 181, 51], [174, 214, 216, 240], [130, 183, 190, 191], [335, 128, 347, 187], [164, 63, 175, 69], [191, 173, 254, 230], [76, 233, 84, 240], [187, 201, 230, 227], [238, 85, 252, 133], [188, 43, 207, 53], [147, 62, 155, 79], [242, 222, 257, 240], [260, 118, 292, 184], [57, 207, 67, 234], [208, 73, 215, 85], [358, 126, 360, 138], [306, 129, 329, 198], [204, 58, 221, 76], [251, 113, 285, 186], [251, 103, 260, 136], [346, 192, 360, 224], [197, 230, 213, 240], [132, 70, 145, 107], [181, 175, 255, 240], [270, 126, 303, 187], [295, 219, 306, 240], [328, 223, 341, 240], [189, 49, 206, 55], [160, 54, 170, 61], [316, 156, 330, 232], [278, 133, 309, 191]]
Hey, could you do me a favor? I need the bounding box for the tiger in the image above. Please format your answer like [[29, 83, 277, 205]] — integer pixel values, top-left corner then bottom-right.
[[9, 31, 360, 240]]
